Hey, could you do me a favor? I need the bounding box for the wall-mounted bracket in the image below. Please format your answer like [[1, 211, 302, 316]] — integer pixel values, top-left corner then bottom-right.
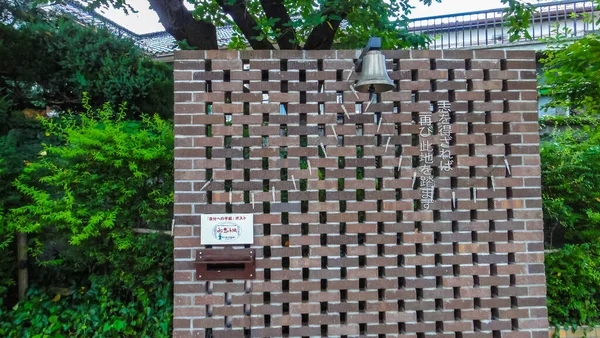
[[355, 37, 382, 72]]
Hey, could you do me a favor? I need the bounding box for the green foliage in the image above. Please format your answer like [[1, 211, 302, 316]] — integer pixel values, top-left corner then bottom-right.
[[0, 8, 173, 118], [328, 0, 436, 49], [500, 0, 535, 42], [0, 96, 10, 133], [1, 3, 176, 328], [0, 275, 172, 337], [541, 124, 600, 245], [219, 0, 533, 49], [176, 39, 199, 50], [540, 26, 600, 116], [0, 111, 48, 217], [0, 240, 15, 304], [7, 96, 174, 282], [546, 243, 600, 329]]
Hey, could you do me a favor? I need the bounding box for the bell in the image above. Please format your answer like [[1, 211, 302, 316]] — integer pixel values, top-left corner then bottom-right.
[[354, 50, 394, 94]]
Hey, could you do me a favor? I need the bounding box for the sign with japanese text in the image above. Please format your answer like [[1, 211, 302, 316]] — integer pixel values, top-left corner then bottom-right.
[[200, 214, 254, 245]]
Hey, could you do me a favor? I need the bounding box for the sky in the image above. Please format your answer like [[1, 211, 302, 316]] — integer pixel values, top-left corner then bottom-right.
[[96, 0, 518, 35]]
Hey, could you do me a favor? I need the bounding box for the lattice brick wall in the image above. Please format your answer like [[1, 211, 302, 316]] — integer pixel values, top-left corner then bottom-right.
[[173, 49, 548, 338]]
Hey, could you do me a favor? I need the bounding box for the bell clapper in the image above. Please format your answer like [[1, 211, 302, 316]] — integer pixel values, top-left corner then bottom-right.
[[368, 84, 375, 101]]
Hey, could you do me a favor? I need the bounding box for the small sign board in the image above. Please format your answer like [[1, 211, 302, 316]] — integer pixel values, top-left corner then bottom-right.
[[200, 214, 254, 245]]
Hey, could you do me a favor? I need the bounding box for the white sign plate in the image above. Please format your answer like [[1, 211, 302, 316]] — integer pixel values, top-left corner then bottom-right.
[[200, 214, 254, 245]]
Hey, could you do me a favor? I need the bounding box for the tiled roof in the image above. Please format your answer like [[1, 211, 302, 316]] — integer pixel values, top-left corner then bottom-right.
[[44, 1, 234, 55]]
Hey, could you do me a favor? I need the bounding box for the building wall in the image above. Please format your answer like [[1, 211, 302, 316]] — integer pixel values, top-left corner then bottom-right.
[[173, 49, 548, 338]]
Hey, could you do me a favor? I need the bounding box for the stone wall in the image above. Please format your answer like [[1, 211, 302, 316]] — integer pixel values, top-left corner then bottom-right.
[[173, 49, 547, 337]]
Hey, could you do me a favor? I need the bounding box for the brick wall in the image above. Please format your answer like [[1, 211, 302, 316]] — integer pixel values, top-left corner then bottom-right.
[[173, 49, 548, 337]]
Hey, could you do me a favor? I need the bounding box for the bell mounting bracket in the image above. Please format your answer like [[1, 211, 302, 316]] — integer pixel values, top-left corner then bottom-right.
[[355, 37, 382, 73]]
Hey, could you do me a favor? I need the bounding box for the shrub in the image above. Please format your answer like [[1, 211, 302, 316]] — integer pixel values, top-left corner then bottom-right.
[[541, 124, 600, 245], [0, 274, 172, 337], [6, 95, 174, 287], [0, 99, 50, 302], [546, 243, 600, 329]]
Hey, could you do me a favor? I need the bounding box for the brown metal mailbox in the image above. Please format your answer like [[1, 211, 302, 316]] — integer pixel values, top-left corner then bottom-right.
[[194, 248, 256, 280]]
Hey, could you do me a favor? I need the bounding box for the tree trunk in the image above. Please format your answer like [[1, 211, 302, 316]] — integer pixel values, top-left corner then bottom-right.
[[17, 232, 27, 300], [216, 0, 275, 50], [304, 11, 346, 50], [149, 0, 218, 50], [259, 0, 299, 49]]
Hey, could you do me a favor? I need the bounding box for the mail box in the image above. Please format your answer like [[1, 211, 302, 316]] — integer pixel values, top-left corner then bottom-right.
[[194, 248, 256, 280]]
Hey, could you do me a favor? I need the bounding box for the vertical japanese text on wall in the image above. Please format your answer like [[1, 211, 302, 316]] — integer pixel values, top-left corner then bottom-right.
[[419, 102, 453, 210]]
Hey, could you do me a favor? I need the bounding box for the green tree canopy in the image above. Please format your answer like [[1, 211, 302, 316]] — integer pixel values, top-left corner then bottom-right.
[[73, 0, 533, 50], [541, 30, 600, 116]]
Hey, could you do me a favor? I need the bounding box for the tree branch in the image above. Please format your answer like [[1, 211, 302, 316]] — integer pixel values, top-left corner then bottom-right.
[[304, 12, 345, 50], [148, 0, 218, 50], [133, 228, 172, 235], [259, 0, 298, 50], [216, 0, 275, 50]]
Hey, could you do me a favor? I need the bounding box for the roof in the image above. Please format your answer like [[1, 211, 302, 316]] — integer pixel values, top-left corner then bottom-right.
[[44, 1, 235, 55]]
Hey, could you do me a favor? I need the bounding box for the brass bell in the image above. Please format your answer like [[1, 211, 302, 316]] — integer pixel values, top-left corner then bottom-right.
[[354, 50, 394, 94]]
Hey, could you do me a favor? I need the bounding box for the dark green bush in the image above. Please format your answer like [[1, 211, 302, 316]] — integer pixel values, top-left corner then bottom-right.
[[0, 270, 172, 337], [0, 5, 173, 118], [541, 124, 600, 246], [0, 99, 51, 303], [546, 243, 600, 329], [0, 226, 173, 338]]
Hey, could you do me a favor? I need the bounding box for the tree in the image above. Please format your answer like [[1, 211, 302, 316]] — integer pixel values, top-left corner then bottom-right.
[[1, 2, 176, 304], [77, 0, 534, 50], [540, 30, 600, 116], [0, 2, 173, 118], [537, 18, 600, 245]]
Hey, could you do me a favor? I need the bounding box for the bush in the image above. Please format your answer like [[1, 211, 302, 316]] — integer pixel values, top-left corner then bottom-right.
[[546, 243, 600, 329], [0, 99, 51, 302], [5, 95, 173, 290], [0, 274, 172, 337], [1, 1, 175, 302], [541, 124, 600, 245], [1, 3, 176, 327], [0, 99, 175, 332]]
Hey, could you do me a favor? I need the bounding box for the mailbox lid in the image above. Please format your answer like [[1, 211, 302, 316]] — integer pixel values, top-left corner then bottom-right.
[[196, 248, 255, 262]]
